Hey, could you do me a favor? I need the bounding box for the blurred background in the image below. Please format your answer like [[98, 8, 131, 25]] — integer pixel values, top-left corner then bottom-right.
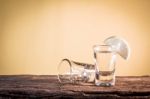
[[0, 0, 149, 75]]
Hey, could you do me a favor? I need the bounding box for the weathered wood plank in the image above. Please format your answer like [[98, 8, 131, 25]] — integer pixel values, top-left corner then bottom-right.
[[0, 75, 149, 99]]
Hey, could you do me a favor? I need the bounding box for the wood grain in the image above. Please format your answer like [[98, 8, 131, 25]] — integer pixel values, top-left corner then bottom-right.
[[0, 75, 149, 99]]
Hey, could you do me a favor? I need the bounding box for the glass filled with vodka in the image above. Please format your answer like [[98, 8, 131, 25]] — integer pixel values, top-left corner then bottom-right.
[[93, 45, 116, 86]]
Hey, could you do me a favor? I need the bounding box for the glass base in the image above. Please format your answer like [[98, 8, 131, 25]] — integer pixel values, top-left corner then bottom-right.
[[95, 76, 115, 87], [95, 82, 115, 87], [95, 71, 115, 87]]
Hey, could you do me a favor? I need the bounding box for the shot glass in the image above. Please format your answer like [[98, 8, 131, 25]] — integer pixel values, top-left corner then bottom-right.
[[93, 45, 116, 86], [57, 58, 95, 85]]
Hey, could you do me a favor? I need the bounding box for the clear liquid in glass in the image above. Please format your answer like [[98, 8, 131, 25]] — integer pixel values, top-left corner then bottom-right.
[[95, 50, 116, 86]]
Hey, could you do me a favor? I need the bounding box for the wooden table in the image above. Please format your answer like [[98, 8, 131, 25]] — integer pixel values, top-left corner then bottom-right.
[[0, 75, 149, 99]]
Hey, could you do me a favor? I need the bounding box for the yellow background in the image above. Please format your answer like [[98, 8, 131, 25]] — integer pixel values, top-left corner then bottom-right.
[[0, 0, 150, 75]]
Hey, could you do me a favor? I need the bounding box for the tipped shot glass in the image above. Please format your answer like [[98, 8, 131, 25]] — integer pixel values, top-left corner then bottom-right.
[[57, 58, 95, 85]]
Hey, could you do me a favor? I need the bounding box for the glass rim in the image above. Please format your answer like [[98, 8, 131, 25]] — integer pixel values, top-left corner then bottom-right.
[[93, 44, 112, 50], [93, 44, 111, 48], [57, 58, 72, 83], [93, 44, 116, 53]]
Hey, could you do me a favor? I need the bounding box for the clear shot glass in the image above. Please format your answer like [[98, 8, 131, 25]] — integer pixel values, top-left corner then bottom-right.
[[57, 58, 95, 85], [93, 45, 116, 86]]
